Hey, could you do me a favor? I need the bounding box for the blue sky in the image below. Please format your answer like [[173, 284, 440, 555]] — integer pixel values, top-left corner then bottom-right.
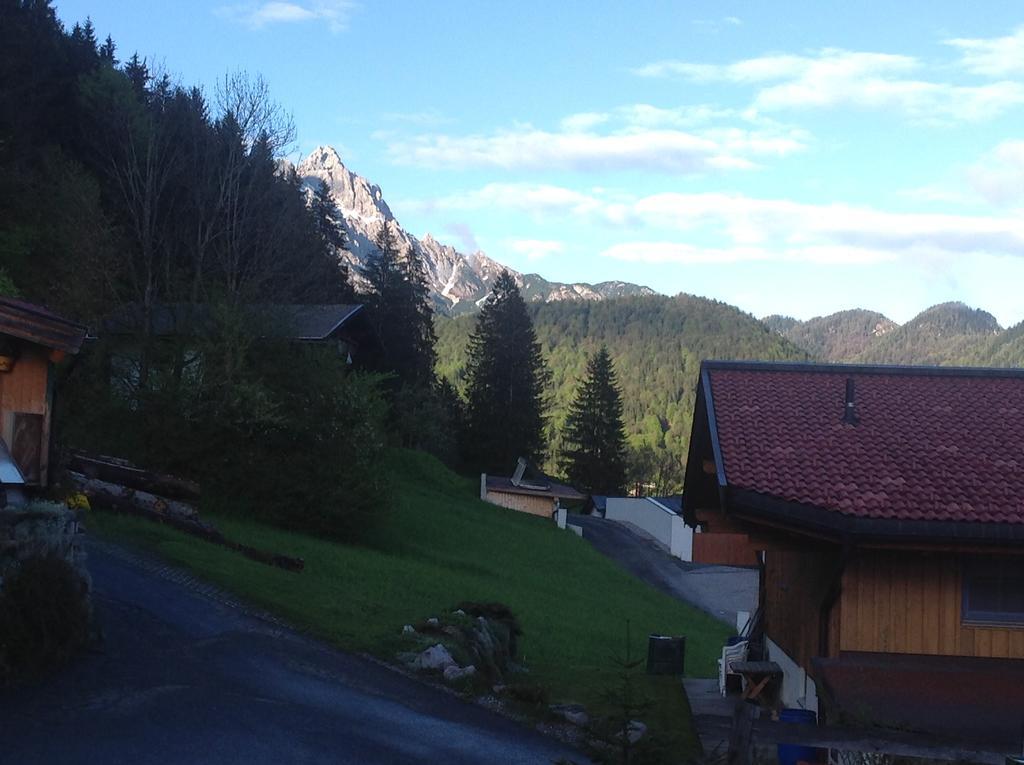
[[56, 1, 1024, 325]]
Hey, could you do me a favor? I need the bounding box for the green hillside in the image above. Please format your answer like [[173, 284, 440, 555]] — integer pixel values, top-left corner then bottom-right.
[[766, 302, 1024, 368], [852, 302, 1002, 365], [783, 309, 897, 361], [93, 449, 729, 758], [438, 293, 810, 484]]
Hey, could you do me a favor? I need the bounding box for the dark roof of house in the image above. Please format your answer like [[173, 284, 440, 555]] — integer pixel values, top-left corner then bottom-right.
[[104, 303, 363, 341], [485, 475, 586, 501], [0, 298, 87, 354], [650, 496, 682, 514], [698, 360, 1024, 531]]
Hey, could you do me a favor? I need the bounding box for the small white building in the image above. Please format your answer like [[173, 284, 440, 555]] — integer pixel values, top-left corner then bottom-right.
[[604, 496, 693, 561]]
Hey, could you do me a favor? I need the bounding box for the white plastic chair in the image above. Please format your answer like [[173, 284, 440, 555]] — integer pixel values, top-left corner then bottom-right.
[[718, 640, 748, 696]]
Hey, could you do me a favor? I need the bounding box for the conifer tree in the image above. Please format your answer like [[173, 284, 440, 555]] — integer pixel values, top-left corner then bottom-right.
[[310, 182, 355, 302], [359, 221, 436, 386], [463, 271, 550, 473], [559, 346, 628, 494]]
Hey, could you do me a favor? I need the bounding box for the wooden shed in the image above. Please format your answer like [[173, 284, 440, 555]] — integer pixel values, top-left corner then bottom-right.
[[481, 458, 585, 518], [0, 298, 87, 492], [682, 360, 1024, 747]]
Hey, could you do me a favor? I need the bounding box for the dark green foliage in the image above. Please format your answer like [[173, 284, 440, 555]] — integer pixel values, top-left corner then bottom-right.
[[780, 309, 897, 361], [560, 346, 628, 494], [2, 4, 386, 539], [0, 267, 17, 297], [358, 221, 446, 455], [624, 444, 683, 498], [439, 293, 808, 488], [0, 554, 92, 686], [60, 327, 390, 541], [462, 272, 551, 474], [588, 622, 664, 765], [853, 302, 1001, 365], [761, 314, 799, 335], [770, 303, 1024, 367], [1, 2, 350, 322], [359, 221, 437, 387], [310, 182, 355, 302]]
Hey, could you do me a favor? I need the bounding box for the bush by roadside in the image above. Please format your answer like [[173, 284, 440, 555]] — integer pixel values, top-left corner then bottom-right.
[[0, 554, 92, 686]]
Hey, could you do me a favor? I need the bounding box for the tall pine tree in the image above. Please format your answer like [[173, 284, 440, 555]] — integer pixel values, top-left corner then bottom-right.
[[559, 346, 628, 494], [463, 271, 550, 473], [358, 220, 436, 386]]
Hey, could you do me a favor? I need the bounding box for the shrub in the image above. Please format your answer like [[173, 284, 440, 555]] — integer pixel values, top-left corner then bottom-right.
[[0, 554, 92, 686], [58, 329, 392, 543]]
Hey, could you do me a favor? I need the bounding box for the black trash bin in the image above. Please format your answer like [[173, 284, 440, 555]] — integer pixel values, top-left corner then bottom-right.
[[646, 634, 685, 675]]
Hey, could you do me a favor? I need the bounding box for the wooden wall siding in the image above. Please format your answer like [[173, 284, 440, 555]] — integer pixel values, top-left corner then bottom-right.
[[0, 348, 50, 485], [0, 348, 48, 415], [484, 491, 555, 518], [839, 551, 1024, 659], [763, 548, 837, 668], [692, 533, 761, 566]]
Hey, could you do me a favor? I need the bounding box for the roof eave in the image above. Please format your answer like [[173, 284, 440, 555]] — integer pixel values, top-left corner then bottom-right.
[[728, 487, 1024, 547]]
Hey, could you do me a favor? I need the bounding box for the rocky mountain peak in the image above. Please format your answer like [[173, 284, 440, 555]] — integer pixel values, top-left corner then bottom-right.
[[296, 144, 655, 314], [298, 146, 393, 224]]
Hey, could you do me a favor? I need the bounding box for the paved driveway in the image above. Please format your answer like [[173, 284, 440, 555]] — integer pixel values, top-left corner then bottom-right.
[[0, 540, 581, 765], [573, 515, 757, 629]]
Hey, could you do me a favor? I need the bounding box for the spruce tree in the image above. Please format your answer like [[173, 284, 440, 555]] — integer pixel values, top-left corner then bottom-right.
[[310, 182, 355, 302], [463, 271, 550, 473], [559, 346, 628, 494], [359, 220, 436, 386]]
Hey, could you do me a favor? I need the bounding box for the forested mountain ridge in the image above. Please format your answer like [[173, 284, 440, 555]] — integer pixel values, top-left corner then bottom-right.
[[292, 146, 655, 315], [437, 293, 810, 486], [764, 309, 897, 361], [767, 302, 1018, 366]]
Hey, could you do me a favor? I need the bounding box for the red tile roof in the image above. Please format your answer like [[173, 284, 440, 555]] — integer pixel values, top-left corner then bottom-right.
[[704, 362, 1024, 525]]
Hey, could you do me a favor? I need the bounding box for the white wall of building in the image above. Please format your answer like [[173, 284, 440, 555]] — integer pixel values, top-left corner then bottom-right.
[[605, 497, 693, 561], [764, 636, 819, 714]]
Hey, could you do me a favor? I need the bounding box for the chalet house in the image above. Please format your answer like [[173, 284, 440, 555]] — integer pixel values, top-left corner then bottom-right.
[[682, 360, 1024, 746], [104, 303, 370, 359], [0, 298, 87, 499], [101, 303, 372, 396], [481, 458, 585, 518]]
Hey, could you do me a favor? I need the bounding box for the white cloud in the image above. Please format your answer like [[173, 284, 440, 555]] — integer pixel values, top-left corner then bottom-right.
[[967, 140, 1024, 205], [409, 183, 605, 218], [947, 26, 1024, 76], [216, 0, 354, 32], [560, 112, 610, 132], [601, 242, 770, 264], [635, 47, 1024, 122], [631, 192, 1024, 256], [387, 127, 731, 173], [381, 109, 452, 127], [419, 182, 1024, 266], [600, 242, 897, 265], [385, 107, 806, 174], [507, 239, 565, 261]]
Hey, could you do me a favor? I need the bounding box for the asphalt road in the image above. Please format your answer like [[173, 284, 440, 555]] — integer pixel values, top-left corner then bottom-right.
[[0, 540, 581, 765], [573, 515, 758, 629]]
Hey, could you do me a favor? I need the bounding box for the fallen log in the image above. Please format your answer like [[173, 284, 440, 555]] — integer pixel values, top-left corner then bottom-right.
[[69, 472, 199, 522], [69, 452, 201, 502], [69, 472, 303, 573]]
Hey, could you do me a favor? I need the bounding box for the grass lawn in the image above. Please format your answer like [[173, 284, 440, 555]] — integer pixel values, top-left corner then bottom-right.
[[89, 449, 728, 759]]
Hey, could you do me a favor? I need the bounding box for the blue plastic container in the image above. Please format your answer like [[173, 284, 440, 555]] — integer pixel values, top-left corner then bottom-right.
[[776, 708, 818, 765]]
